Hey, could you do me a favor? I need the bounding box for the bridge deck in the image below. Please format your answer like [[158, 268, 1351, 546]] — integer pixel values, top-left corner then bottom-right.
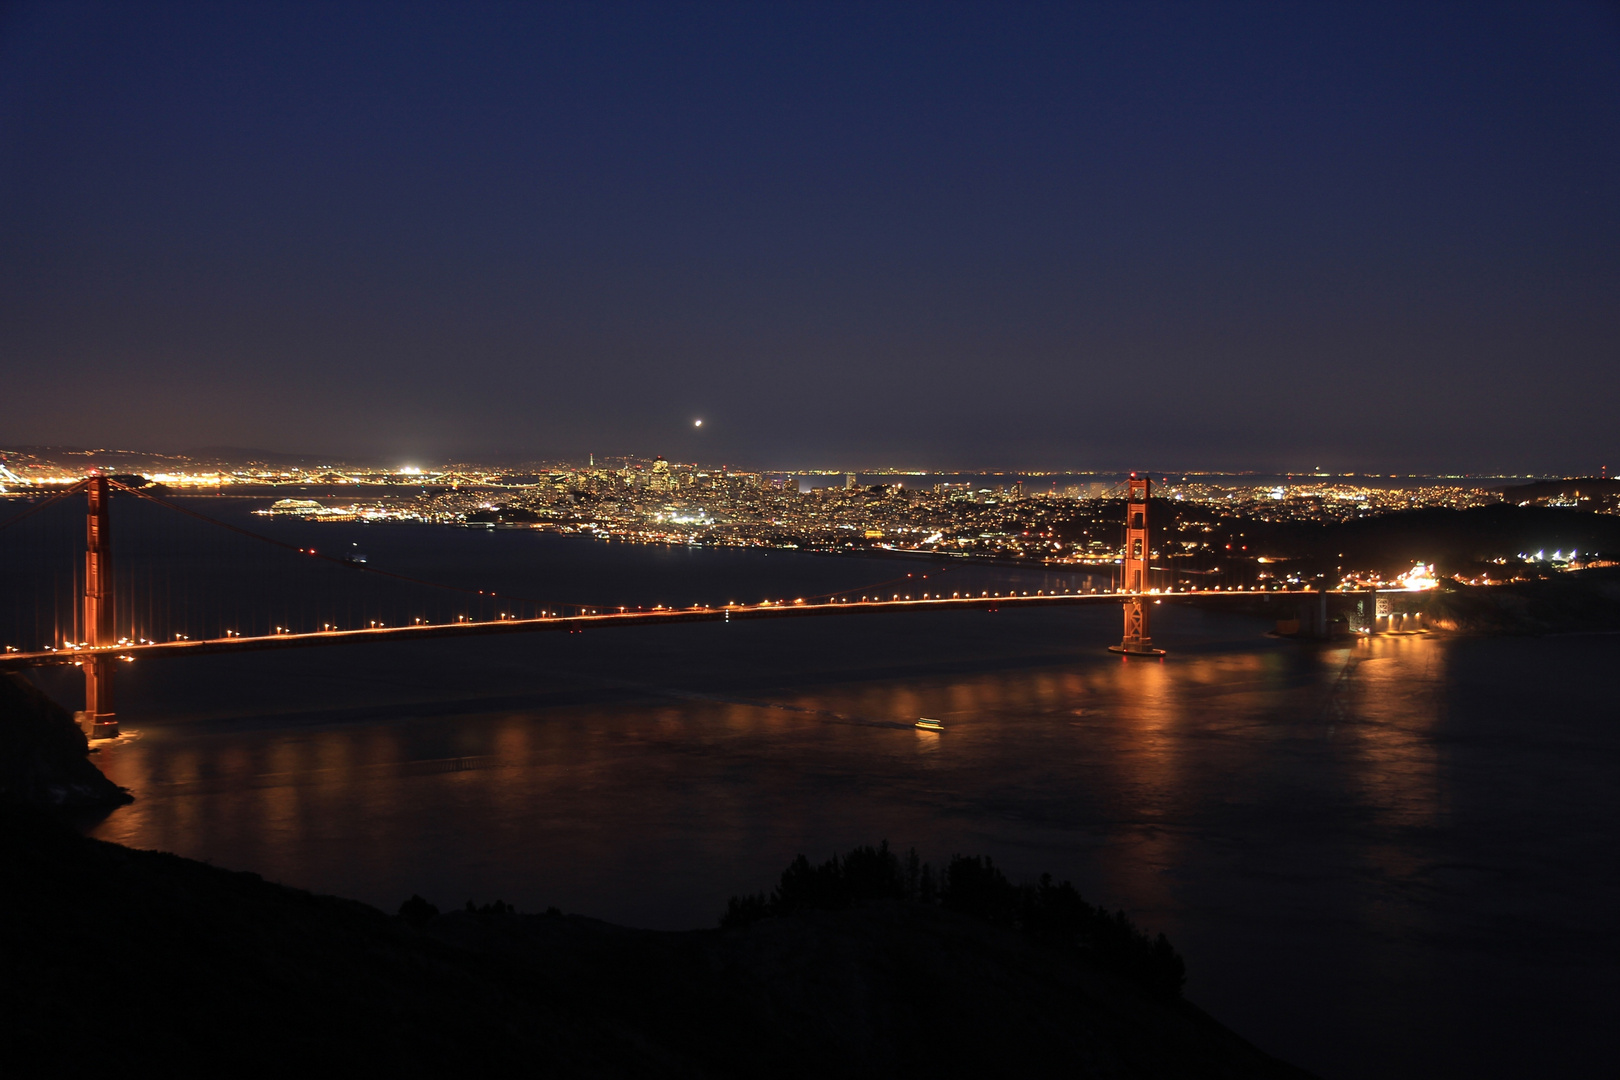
[[0, 589, 1316, 670]]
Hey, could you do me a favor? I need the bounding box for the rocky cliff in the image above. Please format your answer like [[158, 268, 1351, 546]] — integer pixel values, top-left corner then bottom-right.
[[0, 673, 129, 809], [1425, 571, 1620, 634]]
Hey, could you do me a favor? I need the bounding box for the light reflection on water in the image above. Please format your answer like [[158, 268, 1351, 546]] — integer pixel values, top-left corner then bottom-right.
[[70, 611, 1617, 1080]]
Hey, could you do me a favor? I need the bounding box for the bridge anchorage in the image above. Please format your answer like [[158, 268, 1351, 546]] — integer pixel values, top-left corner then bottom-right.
[[1108, 473, 1166, 658]]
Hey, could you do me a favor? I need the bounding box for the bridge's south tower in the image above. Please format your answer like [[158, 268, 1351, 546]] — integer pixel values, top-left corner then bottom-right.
[[1109, 473, 1165, 656], [82, 475, 118, 738]]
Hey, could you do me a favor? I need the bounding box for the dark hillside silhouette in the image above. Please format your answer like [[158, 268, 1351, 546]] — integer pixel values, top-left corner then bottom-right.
[[0, 809, 1310, 1077], [723, 841, 1185, 1000]]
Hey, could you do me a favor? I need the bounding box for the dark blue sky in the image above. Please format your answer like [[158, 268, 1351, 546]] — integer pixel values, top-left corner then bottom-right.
[[2, 2, 1616, 472]]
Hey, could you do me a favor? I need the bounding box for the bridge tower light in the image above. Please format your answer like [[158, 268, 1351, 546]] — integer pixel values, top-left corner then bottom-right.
[[1109, 474, 1166, 657]]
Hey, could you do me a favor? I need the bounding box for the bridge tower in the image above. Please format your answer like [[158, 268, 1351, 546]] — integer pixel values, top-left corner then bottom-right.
[[81, 475, 118, 738], [1109, 474, 1166, 657]]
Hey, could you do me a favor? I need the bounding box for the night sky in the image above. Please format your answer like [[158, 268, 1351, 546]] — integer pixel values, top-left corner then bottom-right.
[[2, 2, 1616, 473]]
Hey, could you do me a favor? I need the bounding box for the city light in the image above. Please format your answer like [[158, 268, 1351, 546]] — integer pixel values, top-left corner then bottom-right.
[[1399, 563, 1438, 591]]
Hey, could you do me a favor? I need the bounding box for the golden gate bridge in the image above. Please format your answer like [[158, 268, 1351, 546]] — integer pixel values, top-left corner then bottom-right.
[[1, 473, 1337, 740]]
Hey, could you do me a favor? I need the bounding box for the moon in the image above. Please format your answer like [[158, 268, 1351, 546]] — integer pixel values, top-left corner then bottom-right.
[[694, 419, 703, 427]]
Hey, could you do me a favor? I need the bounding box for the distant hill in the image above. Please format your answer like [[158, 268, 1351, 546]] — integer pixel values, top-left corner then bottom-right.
[[1261, 505, 1620, 575], [0, 445, 193, 471], [1499, 477, 1620, 506], [183, 446, 363, 468]]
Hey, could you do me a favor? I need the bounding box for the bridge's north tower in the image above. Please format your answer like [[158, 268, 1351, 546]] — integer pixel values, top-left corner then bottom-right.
[[1109, 473, 1166, 657]]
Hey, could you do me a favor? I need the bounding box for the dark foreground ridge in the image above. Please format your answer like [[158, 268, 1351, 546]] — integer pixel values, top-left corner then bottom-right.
[[0, 810, 1312, 1078]]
